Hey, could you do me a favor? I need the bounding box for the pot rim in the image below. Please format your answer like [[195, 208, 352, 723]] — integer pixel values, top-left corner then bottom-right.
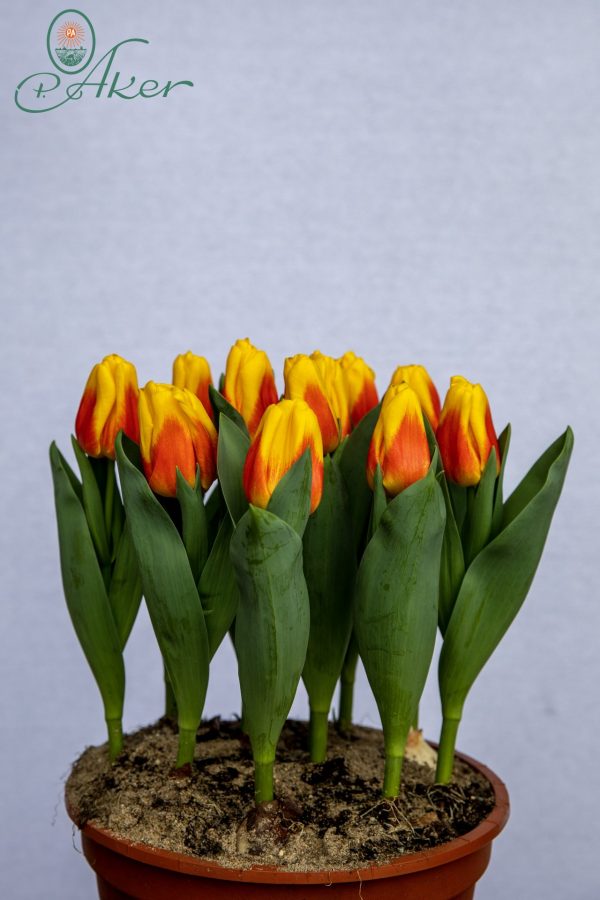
[[68, 745, 509, 886]]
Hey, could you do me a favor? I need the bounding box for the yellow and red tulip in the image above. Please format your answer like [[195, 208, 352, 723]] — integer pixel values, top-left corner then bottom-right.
[[243, 399, 324, 514], [367, 383, 431, 495], [284, 352, 347, 453], [138, 382, 218, 497], [172, 351, 213, 420], [389, 364, 441, 431], [436, 376, 501, 486], [339, 351, 379, 429], [222, 338, 279, 437], [75, 354, 140, 459]]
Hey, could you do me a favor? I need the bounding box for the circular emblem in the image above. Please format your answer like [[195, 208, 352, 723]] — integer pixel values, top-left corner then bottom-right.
[[47, 9, 95, 75]]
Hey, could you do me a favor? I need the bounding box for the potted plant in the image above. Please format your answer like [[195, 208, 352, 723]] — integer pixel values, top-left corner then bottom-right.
[[51, 341, 572, 899]]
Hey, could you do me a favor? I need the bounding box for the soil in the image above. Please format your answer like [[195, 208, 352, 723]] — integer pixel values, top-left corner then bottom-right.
[[65, 718, 495, 872]]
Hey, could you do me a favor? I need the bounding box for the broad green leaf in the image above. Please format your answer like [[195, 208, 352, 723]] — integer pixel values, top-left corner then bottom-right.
[[205, 482, 225, 545], [463, 449, 497, 566], [176, 467, 208, 583], [50, 442, 124, 722], [217, 414, 250, 525], [197, 515, 239, 658], [491, 424, 511, 537], [439, 427, 574, 720], [338, 403, 380, 559], [116, 434, 209, 733], [437, 472, 465, 636], [209, 384, 249, 436], [231, 506, 310, 765], [108, 523, 143, 649], [267, 450, 312, 537], [354, 466, 446, 758], [71, 437, 111, 565], [302, 456, 355, 715], [371, 465, 387, 535]]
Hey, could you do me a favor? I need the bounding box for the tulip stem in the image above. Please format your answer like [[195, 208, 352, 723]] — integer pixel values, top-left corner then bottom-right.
[[106, 717, 123, 762], [104, 459, 116, 542], [383, 754, 404, 798], [254, 760, 274, 804], [337, 636, 359, 733], [309, 710, 329, 763], [436, 716, 461, 783], [175, 727, 197, 769], [164, 668, 177, 721]]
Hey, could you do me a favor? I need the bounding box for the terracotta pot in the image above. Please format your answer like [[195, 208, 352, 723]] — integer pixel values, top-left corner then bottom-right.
[[68, 748, 509, 900]]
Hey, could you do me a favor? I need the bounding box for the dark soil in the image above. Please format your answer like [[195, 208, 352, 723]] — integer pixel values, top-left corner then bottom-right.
[[65, 718, 495, 871]]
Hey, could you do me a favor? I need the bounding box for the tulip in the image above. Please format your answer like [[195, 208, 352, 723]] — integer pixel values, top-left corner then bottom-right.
[[139, 382, 218, 497], [243, 399, 324, 514], [339, 351, 379, 429], [222, 338, 279, 437], [283, 353, 346, 453], [389, 364, 441, 431], [172, 351, 214, 420], [367, 383, 431, 495], [437, 376, 501, 487], [75, 354, 140, 459]]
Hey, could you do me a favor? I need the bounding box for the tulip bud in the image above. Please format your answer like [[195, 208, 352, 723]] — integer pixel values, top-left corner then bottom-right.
[[283, 352, 348, 453], [366, 383, 431, 495], [75, 354, 140, 459], [222, 338, 279, 437], [138, 382, 218, 497], [389, 364, 441, 431], [437, 376, 501, 486], [243, 399, 324, 514], [338, 351, 379, 429], [172, 351, 214, 420]]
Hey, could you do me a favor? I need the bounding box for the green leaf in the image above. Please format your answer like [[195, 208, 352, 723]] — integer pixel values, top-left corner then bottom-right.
[[463, 448, 498, 565], [267, 450, 312, 537], [197, 515, 239, 658], [338, 403, 380, 559], [176, 467, 208, 583], [49, 442, 124, 722], [71, 437, 111, 565], [116, 434, 209, 733], [108, 523, 143, 649], [439, 427, 574, 720], [437, 473, 465, 636], [491, 424, 511, 537], [354, 466, 446, 759], [302, 456, 356, 716], [217, 413, 250, 525], [209, 384, 249, 437], [230, 506, 310, 766], [205, 482, 225, 545], [371, 464, 387, 536]]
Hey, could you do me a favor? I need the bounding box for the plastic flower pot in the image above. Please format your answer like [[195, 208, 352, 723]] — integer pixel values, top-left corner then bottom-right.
[[67, 747, 509, 900]]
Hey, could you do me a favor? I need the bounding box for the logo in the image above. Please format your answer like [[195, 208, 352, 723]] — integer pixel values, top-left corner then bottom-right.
[[47, 9, 95, 75], [15, 9, 193, 113]]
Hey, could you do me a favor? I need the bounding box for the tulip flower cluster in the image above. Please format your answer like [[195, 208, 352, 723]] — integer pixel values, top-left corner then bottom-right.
[[51, 341, 573, 804]]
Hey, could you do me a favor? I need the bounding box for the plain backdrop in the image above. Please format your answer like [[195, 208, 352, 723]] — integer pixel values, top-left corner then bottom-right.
[[1, 2, 599, 898]]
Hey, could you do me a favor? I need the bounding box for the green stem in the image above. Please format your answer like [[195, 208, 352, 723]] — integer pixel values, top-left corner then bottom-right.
[[337, 637, 359, 732], [106, 717, 123, 762], [175, 727, 197, 768], [164, 669, 177, 720], [309, 709, 329, 763], [254, 759, 274, 804], [383, 754, 403, 798], [104, 459, 116, 543], [436, 716, 461, 783]]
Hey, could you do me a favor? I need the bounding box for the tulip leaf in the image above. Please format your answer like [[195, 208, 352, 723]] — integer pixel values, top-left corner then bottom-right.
[[338, 403, 380, 559], [217, 413, 250, 525], [205, 483, 225, 545], [463, 448, 498, 566], [231, 506, 310, 769], [302, 456, 355, 718], [209, 384, 249, 437], [354, 466, 446, 768], [439, 427, 574, 720], [267, 450, 312, 537], [108, 523, 143, 650], [176, 466, 208, 583], [438, 473, 465, 636], [371, 464, 387, 535], [491, 424, 511, 537], [71, 436, 111, 566], [197, 515, 239, 658], [49, 442, 124, 723], [116, 433, 209, 735]]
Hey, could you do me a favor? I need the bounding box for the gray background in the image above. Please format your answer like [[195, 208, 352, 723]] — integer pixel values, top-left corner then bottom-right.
[[1, 1, 599, 897]]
